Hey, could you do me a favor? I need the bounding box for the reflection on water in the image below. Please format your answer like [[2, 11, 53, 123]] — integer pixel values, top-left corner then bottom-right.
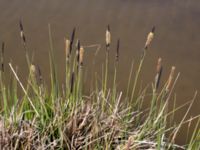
[[0, 0, 200, 144]]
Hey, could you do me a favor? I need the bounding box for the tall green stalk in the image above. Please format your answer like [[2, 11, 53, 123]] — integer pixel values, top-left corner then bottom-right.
[[131, 51, 146, 105]]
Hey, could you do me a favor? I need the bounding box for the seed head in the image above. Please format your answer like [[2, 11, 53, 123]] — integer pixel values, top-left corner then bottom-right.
[[65, 38, 70, 60], [1, 42, 5, 72], [155, 57, 163, 90], [70, 27, 76, 54], [116, 39, 120, 62], [156, 58, 162, 72], [19, 20, 26, 44], [106, 25, 111, 49], [30, 64, 36, 79], [79, 46, 84, 66], [70, 72, 75, 94], [144, 26, 155, 49], [166, 66, 176, 92], [76, 39, 81, 63]]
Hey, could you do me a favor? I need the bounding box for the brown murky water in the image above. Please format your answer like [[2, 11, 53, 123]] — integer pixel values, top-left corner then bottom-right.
[[0, 0, 199, 144]]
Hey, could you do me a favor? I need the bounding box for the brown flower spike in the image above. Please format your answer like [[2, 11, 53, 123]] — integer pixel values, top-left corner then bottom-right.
[[79, 46, 84, 66], [166, 66, 176, 92], [155, 57, 163, 90], [65, 38, 70, 61], [106, 25, 111, 49], [145, 26, 155, 49], [19, 20, 26, 45]]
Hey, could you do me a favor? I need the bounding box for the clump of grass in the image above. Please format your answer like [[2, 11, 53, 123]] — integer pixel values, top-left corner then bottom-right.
[[0, 23, 199, 150]]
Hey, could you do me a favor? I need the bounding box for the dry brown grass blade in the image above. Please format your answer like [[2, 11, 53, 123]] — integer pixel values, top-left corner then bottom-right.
[[9, 63, 39, 117]]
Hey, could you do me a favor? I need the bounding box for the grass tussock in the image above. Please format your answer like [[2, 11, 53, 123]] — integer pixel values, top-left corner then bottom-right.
[[0, 22, 199, 150]]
